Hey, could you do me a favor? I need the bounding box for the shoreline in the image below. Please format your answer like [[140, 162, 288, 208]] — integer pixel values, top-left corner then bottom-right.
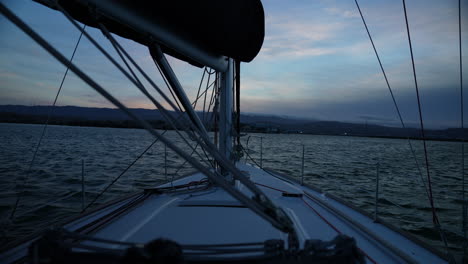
[[2, 121, 465, 143]]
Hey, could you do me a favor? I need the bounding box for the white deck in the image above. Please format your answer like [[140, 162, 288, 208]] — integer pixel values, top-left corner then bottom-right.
[[1, 163, 448, 263]]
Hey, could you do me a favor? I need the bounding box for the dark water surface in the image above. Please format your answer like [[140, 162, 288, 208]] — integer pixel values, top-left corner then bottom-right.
[[0, 123, 465, 259]]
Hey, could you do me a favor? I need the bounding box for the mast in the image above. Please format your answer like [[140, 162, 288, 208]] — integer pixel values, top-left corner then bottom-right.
[[219, 58, 234, 175], [235, 60, 241, 146]]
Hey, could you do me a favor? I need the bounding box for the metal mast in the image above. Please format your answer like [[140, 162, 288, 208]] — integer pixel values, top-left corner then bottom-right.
[[219, 58, 234, 176]]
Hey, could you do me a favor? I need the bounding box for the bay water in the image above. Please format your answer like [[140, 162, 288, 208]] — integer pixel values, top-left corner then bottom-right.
[[0, 123, 465, 258]]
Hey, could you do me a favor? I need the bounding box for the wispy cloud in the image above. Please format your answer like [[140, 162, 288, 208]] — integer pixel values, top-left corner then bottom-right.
[[0, 0, 465, 128], [259, 14, 343, 59], [325, 7, 359, 18]]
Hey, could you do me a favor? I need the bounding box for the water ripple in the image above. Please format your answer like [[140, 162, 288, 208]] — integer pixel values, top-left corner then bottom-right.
[[0, 123, 466, 258]]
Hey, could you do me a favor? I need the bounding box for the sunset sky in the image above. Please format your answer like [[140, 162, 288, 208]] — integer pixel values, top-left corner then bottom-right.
[[0, 0, 467, 128]]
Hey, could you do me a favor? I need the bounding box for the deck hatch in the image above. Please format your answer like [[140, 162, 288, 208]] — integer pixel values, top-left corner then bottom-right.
[[178, 200, 245, 208]]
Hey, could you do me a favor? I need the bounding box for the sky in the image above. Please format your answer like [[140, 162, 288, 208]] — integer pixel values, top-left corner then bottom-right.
[[0, 0, 467, 129]]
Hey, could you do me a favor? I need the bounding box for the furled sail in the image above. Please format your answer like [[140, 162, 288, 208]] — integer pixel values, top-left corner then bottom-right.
[[34, 0, 265, 67]]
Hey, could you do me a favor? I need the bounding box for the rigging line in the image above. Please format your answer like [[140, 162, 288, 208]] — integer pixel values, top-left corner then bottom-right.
[[176, 68, 216, 169], [0, 5, 295, 235], [37, 3, 295, 235], [245, 136, 251, 163], [354, 0, 428, 198], [190, 70, 217, 168], [50, 0, 196, 144], [51, 3, 271, 211], [51, 1, 195, 145], [93, 80, 219, 208], [172, 142, 203, 177], [200, 71, 219, 134], [459, 0, 467, 253], [48, 0, 255, 202], [253, 181, 378, 264], [99, 26, 145, 91], [160, 63, 215, 171], [212, 73, 220, 149], [244, 140, 416, 219], [402, 0, 453, 257], [155, 63, 215, 170], [192, 67, 206, 109], [204, 73, 219, 128], [207, 77, 221, 127], [83, 137, 159, 212], [154, 59, 214, 169], [206, 67, 216, 74], [402, 0, 437, 225], [232, 68, 236, 130], [235, 60, 241, 145], [149, 48, 216, 172], [97, 23, 212, 168], [193, 77, 217, 108], [208, 76, 219, 110], [13, 191, 78, 219], [193, 79, 216, 111], [301, 197, 378, 264], [202, 69, 212, 123], [205, 77, 217, 118], [51, 0, 209, 173], [203, 70, 217, 123], [174, 73, 219, 176], [99, 23, 186, 136], [174, 76, 221, 176], [150, 46, 211, 140], [192, 70, 218, 168], [9, 24, 86, 220], [97, 24, 184, 124], [155, 60, 184, 112]]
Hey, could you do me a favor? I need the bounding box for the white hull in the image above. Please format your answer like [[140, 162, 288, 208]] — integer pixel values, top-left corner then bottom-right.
[[1, 163, 447, 263]]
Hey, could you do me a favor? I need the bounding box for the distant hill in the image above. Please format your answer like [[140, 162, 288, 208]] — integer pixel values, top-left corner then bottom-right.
[[0, 105, 164, 121], [0, 105, 466, 140]]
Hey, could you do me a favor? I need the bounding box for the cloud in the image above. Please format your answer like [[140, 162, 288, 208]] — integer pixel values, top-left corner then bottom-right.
[[1, 0, 466, 130], [240, 85, 465, 129], [0, 70, 21, 80], [259, 16, 343, 59], [325, 7, 359, 18]]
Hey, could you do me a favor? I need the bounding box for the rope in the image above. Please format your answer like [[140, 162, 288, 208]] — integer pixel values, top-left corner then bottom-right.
[[301, 197, 378, 264], [401, 0, 452, 258], [354, 0, 428, 199], [9, 24, 86, 220], [194, 73, 216, 106], [191, 70, 217, 168], [200, 70, 219, 127], [401, 0, 435, 222], [62, 6, 292, 230], [254, 182, 287, 193], [53, 2, 204, 156], [0, 4, 297, 234], [171, 70, 220, 183], [202, 68, 211, 123], [459, 0, 467, 256], [148, 46, 216, 169], [3, 0, 303, 241], [192, 68, 207, 109], [155, 61, 184, 112], [85, 70, 219, 211], [253, 181, 378, 264], [50, 12, 199, 152], [97, 23, 212, 169], [206, 76, 220, 127], [82, 138, 159, 212], [235, 60, 241, 145]]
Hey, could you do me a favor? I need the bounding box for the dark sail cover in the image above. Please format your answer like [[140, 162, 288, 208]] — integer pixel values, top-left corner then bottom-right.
[[35, 0, 265, 64]]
